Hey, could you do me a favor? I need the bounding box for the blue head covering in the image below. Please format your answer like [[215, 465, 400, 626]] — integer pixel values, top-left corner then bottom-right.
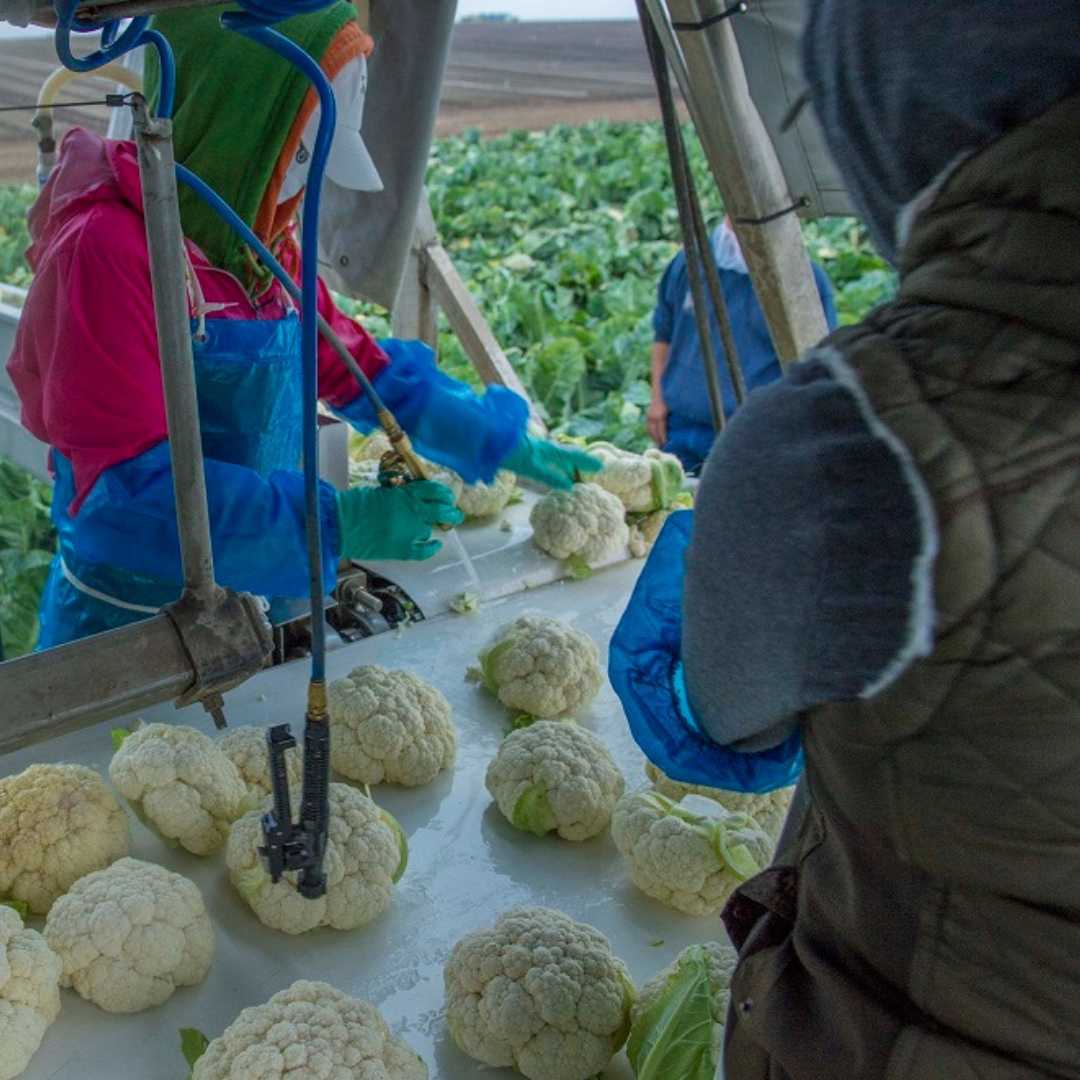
[[801, 0, 1080, 264]]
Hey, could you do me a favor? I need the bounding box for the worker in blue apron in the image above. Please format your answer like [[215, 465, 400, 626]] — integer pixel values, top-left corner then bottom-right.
[[8, 3, 598, 650]]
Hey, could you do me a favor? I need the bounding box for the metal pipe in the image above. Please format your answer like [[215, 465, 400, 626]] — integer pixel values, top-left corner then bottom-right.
[[23, 0, 223, 27], [663, 0, 829, 364], [0, 615, 193, 755], [131, 96, 218, 605]]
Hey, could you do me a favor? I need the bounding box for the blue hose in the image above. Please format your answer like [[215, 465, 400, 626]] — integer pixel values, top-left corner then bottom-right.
[[220, 12, 335, 683], [52, 0, 175, 118]]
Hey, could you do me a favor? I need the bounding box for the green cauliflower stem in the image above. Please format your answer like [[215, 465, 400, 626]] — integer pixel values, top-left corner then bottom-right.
[[225, 783, 405, 934], [328, 665, 457, 787], [0, 904, 61, 1080], [486, 720, 625, 841], [628, 941, 737, 1079], [644, 761, 795, 841], [471, 614, 604, 719], [109, 724, 247, 856], [529, 482, 629, 566], [0, 762, 129, 915], [611, 790, 773, 916], [443, 906, 635, 1080], [43, 857, 214, 1014], [192, 979, 427, 1080]]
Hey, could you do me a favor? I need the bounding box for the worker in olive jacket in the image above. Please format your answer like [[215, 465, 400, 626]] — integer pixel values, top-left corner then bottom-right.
[[609, 1, 1080, 1076]]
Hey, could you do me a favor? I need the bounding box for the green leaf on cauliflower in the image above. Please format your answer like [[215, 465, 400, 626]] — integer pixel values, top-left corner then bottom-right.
[[627, 946, 716, 1080], [511, 784, 558, 837], [565, 553, 594, 580], [180, 1028, 209, 1076], [476, 638, 515, 694], [110, 728, 132, 751], [378, 808, 409, 884], [0, 897, 29, 919]]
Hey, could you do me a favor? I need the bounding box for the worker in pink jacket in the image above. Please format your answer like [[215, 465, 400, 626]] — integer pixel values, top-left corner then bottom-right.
[[8, 2, 597, 649]]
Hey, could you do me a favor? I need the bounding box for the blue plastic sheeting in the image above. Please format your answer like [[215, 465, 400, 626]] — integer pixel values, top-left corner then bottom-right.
[[36, 313, 340, 649], [608, 510, 804, 794], [337, 338, 529, 484]]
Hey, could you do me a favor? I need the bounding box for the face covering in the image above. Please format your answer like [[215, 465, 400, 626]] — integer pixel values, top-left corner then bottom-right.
[[711, 217, 748, 275], [279, 54, 382, 204]]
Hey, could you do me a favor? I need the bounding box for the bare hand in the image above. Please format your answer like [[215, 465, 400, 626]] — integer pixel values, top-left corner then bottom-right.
[[646, 396, 668, 447]]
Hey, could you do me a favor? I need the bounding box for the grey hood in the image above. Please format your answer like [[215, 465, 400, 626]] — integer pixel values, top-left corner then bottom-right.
[[800, 0, 1080, 265]]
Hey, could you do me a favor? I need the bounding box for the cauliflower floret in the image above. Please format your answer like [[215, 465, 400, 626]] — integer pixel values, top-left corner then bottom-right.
[[226, 783, 406, 935], [611, 790, 773, 916], [486, 721, 625, 841], [627, 941, 736, 1079], [0, 905, 61, 1080], [628, 508, 673, 559], [444, 906, 635, 1080], [469, 613, 603, 719], [43, 857, 213, 1014], [109, 724, 247, 856], [192, 979, 427, 1079], [644, 761, 794, 841], [0, 763, 129, 915], [587, 442, 685, 514], [457, 470, 518, 519], [218, 725, 302, 802], [530, 482, 629, 568], [328, 666, 456, 787]]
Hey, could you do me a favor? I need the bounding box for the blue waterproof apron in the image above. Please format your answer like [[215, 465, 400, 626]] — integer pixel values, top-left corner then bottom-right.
[[37, 312, 305, 648]]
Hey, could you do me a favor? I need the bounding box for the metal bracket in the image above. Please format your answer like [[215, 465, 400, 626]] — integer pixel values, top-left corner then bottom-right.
[[166, 588, 273, 726]]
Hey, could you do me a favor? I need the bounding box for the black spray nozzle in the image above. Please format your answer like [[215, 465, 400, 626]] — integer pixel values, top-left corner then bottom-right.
[[258, 722, 329, 898]]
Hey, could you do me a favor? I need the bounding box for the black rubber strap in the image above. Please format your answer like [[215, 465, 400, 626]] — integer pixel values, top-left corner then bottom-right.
[[735, 196, 810, 226], [671, 2, 748, 31]]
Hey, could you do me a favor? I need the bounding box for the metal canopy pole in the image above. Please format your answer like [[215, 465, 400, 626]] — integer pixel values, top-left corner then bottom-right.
[[131, 96, 218, 605], [656, 0, 828, 364]]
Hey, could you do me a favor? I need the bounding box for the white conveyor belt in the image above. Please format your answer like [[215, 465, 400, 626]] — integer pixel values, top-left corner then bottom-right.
[[1, 560, 728, 1080]]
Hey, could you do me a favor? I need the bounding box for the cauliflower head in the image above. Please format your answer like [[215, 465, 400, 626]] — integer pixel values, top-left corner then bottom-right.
[[109, 724, 247, 856], [485, 721, 625, 841], [457, 469, 518, 519], [627, 941, 736, 1080], [349, 432, 465, 501], [329, 666, 456, 787], [43, 857, 213, 1014], [444, 906, 635, 1080], [0, 905, 61, 1080], [192, 979, 427, 1080], [470, 614, 603, 719], [611, 790, 773, 916], [218, 725, 302, 802], [0, 763, 129, 915], [587, 443, 685, 514], [226, 783, 406, 935], [644, 761, 794, 841], [530, 482, 629, 567]]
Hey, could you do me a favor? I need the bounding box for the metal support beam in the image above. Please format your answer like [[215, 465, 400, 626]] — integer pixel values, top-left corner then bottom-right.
[[0, 615, 193, 754], [391, 193, 439, 348], [656, 0, 828, 364], [131, 97, 218, 605]]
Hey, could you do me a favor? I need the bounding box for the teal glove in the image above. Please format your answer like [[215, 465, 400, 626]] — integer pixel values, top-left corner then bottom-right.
[[335, 480, 464, 562], [502, 435, 603, 491]]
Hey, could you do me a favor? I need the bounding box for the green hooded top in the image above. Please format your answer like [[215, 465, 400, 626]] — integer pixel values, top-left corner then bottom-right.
[[145, 2, 363, 288]]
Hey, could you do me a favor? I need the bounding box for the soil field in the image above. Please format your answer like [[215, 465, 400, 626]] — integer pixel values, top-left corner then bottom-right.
[[0, 19, 669, 182]]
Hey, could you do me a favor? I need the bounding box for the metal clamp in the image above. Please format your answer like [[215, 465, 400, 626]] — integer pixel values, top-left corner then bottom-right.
[[166, 587, 273, 727]]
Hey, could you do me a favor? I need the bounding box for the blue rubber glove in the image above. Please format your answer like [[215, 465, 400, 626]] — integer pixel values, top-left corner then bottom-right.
[[335, 481, 463, 562], [502, 435, 603, 491]]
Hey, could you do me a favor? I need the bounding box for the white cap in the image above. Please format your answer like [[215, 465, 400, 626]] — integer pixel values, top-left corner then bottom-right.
[[279, 54, 382, 203]]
